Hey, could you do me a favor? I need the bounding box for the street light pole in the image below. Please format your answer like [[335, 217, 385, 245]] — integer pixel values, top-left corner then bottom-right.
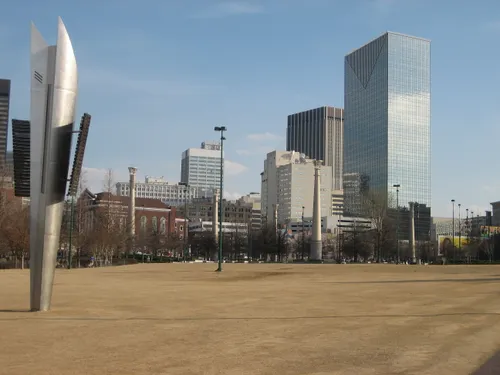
[[67, 195, 75, 269], [471, 211, 474, 239], [214, 126, 227, 272], [458, 203, 461, 252], [178, 182, 190, 261], [393, 184, 401, 263], [184, 186, 188, 261], [466, 208, 469, 242], [451, 199, 455, 262], [302, 206, 305, 261]]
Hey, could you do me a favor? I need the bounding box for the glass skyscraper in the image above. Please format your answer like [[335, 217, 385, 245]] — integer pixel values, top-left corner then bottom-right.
[[344, 32, 431, 214]]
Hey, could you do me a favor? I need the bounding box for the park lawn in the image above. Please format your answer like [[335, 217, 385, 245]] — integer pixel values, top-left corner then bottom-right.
[[0, 263, 499, 375]]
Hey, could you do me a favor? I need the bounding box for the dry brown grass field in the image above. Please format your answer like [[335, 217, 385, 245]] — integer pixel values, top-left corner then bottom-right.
[[1, 263, 500, 375]]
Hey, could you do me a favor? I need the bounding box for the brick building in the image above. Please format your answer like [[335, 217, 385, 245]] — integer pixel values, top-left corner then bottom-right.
[[78, 189, 181, 238]]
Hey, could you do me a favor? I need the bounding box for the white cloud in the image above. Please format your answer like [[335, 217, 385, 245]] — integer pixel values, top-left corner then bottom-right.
[[192, 1, 264, 18], [224, 191, 243, 201], [225, 160, 247, 176], [246, 132, 283, 142]]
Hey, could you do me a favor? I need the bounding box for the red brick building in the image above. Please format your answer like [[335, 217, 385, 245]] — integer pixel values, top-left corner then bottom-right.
[[78, 189, 183, 238]]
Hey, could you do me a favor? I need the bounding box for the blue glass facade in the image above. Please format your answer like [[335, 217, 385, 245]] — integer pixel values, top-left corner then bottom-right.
[[344, 32, 431, 213]]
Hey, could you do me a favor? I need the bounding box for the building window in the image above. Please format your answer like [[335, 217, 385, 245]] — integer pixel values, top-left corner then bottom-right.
[[160, 217, 166, 234], [140, 216, 147, 233], [152, 216, 158, 232]]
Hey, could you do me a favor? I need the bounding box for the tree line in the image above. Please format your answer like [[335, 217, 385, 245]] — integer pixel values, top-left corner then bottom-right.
[[1, 168, 498, 268]]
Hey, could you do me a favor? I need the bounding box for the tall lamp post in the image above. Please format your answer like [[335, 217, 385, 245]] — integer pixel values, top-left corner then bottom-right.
[[471, 211, 474, 239], [67, 196, 75, 269], [393, 184, 401, 263], [466, 208, 469, 243], [451, 199, 455, 262], [214, 126, 226, 272], [179, 182, 189, 261], [458, 203, 462, 252], [302, 206, 305, 260]]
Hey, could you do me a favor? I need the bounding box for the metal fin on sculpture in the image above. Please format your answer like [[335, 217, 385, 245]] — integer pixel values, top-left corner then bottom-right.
[[30, 23, 48, 55], [55, 17, 78, 90]]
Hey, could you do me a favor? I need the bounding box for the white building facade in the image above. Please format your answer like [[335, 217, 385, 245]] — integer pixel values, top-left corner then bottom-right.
[[180, 141, 222, 195], [116, 176, 199, 206], [261, 150, 334, 226], [277, 161, 332, 224]]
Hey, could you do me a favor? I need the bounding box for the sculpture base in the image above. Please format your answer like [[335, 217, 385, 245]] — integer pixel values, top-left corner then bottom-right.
[[309, 240, 322, 261]]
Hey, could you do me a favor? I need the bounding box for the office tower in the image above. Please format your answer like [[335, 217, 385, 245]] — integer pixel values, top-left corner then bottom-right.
[[29, 18, 78, 311], [0, 79, 10, 166], [344, 32, 431, 215], [180, 141, 222, 194], [287, 106, 344, 191], [261, 151, 332, 225]]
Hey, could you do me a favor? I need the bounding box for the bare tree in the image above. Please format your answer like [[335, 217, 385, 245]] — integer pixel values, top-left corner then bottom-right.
[[253, 225, 290, 262], [362, 191, 396, 262], [342, 225, 371, 262], [190, 231, 217, 260], [322, 235, 336, 260], [102, 168, 115, 194], [292, 233, 310, 261], [1, 204, 29, 269], [165, 232, 183, 258], [86, 169, 128, 266]]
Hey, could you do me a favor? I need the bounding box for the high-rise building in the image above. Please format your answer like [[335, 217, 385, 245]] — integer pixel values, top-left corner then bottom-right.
[[261, 151, 302, 226], [261, 150, 333, 225], [0, 79, 11, 166], [344, 32, 431, 213], [180, 141, 222, 195], [286, 106, 344, 190], [276, 159, 332, 225]]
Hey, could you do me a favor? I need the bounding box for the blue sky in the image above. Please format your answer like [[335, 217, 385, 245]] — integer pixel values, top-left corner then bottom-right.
[[1, 0, 499, 217]]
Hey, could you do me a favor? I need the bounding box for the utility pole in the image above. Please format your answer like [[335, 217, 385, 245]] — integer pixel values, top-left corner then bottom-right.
[[214, 126, 226, 272], [458, 203, 462, 253], [67, 195, 75, 269], [393, 184, 401, 263], [302, 206, 305, 261], [451, 199, 455, 263]]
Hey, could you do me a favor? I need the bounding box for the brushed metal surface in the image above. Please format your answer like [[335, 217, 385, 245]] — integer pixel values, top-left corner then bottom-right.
[[30, 17, 78, 312]]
